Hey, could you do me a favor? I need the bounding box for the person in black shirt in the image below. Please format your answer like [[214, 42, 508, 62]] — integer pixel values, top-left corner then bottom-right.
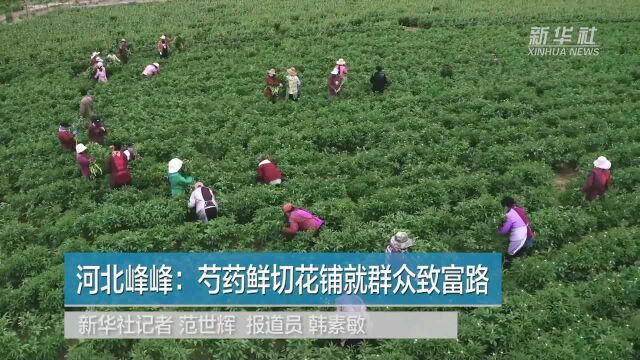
[[370, 65, 390, 93]]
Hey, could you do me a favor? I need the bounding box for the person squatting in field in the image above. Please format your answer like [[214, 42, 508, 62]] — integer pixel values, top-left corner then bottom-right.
[[328, 67, 343, 97], [188, 182, 219, 223], [142, 63, 160, 77], [79, 91, 94, 120], [88, 116, 107, 145], [168, 158, 195, 198], [581, 156, 611, 201], [370, 65, 390, 93], [285, 67, 301, 101], [158, 35, 170, 58], [497, 196, 535, 269], [256, 156, 283, 185], [94, 62, 107, 83], [264, 68, 283, 103], [282, 203, 324, 235], [58, 122, 77, 151], [106, 142, 134, 189], [75, 143, 92, 179]]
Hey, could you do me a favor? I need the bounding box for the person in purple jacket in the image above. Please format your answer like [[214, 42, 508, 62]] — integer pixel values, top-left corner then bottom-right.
[[497, 197, 534, 268]]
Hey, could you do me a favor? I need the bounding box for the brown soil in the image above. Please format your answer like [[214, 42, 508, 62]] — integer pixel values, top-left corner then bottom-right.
[[553, 167, 580, 191]]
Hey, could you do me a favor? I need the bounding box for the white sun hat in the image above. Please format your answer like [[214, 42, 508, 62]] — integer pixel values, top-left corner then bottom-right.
[[389, 231, 414, 249], [168, 158, 183, 173], [76, 143, 87, 154], [593, 156, 611, 170], [91, 51, 100, 58], [336, 58, 346, 65], [268, 68, 276, 76], [153, 63, 160, 68], [331, 68, 339, 75], [160, 35, 166, 40]]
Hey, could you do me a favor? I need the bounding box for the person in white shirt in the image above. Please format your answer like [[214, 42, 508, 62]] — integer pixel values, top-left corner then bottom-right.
[[188, 182, 218, 222]]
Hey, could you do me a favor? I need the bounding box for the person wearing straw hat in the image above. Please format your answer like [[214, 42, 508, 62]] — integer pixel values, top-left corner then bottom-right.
[[497, 197, 534, 268], [157, 35, 171, 58], [75, 143, 92, 179], [188, 182, 219, 222], [142, 63, 160, 77], [385, 231, 414, 254], [581, 156, 612, 201], [282, 203, 325, 235], [118, 38, 130, 64], [285, 67, 301, 101], [168, 158, 195, 198], [94, 62, 107, 83], [264, 68, 283, 103], [328, 67, 344, 98], [58, 122, 76, 152], [90, 52, 101, 67], [88, 116, 107, 145], [105, 142, 133, 189], [334, 58, 349, 77]]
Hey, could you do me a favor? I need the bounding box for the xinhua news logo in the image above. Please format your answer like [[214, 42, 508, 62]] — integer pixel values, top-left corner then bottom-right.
[[528, 26, 599, 56]]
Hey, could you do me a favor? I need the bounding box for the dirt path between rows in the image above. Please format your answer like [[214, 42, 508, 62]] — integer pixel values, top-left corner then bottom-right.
[[0, 0, 164, 24]]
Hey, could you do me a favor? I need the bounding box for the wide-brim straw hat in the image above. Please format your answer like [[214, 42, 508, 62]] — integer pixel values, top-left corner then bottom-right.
[[336, 58, 346, 65], [390, 231, 414, 249], [168, 158, 183, 173], [287, 67, 297, 76], [593, 156, 611, 170], [153, 63, 160, 68], [76, 143, 87, 154], [120, 38, 126, 42], [268, 68, 276, 76], [160, 35, 166, 40]]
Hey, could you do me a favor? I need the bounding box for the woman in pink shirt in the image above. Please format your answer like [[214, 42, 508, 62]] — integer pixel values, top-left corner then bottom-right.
[[335, 58, 349, 77], [94, 62, 107, 82], [282, 203, 324, 235], [75, 143, 92, 179], [142, 63, 160, 77]]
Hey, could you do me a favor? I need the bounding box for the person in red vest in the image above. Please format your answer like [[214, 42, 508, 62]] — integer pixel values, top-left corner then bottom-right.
[[88, 116, 107, 145], [256, 156, 283, 185], [58, 122, 76, 151], [581, 156, 611, 201], [105, 142, 133, 189]]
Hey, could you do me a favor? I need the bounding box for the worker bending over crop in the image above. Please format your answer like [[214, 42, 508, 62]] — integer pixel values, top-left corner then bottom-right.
[[88, 116, 107, 145], [188, 182, 219, 222], [168, 158, 195, 198], [142, 63, 160, 77], [256, 156, 283, 185], [106, 142, 134, 189], [497, 196, 534, 268], [581, 156, 611, 201], [282, 203, 324, 235], [58, 122, 76, 151]]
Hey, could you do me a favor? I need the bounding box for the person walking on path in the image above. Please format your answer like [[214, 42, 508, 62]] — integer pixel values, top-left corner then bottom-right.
[[497, 197, 534, 268], [285, 67, 301, 101], [188, 182, 219, 222], [581, 156, 612, 201], [168, 158, 195, 198]]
